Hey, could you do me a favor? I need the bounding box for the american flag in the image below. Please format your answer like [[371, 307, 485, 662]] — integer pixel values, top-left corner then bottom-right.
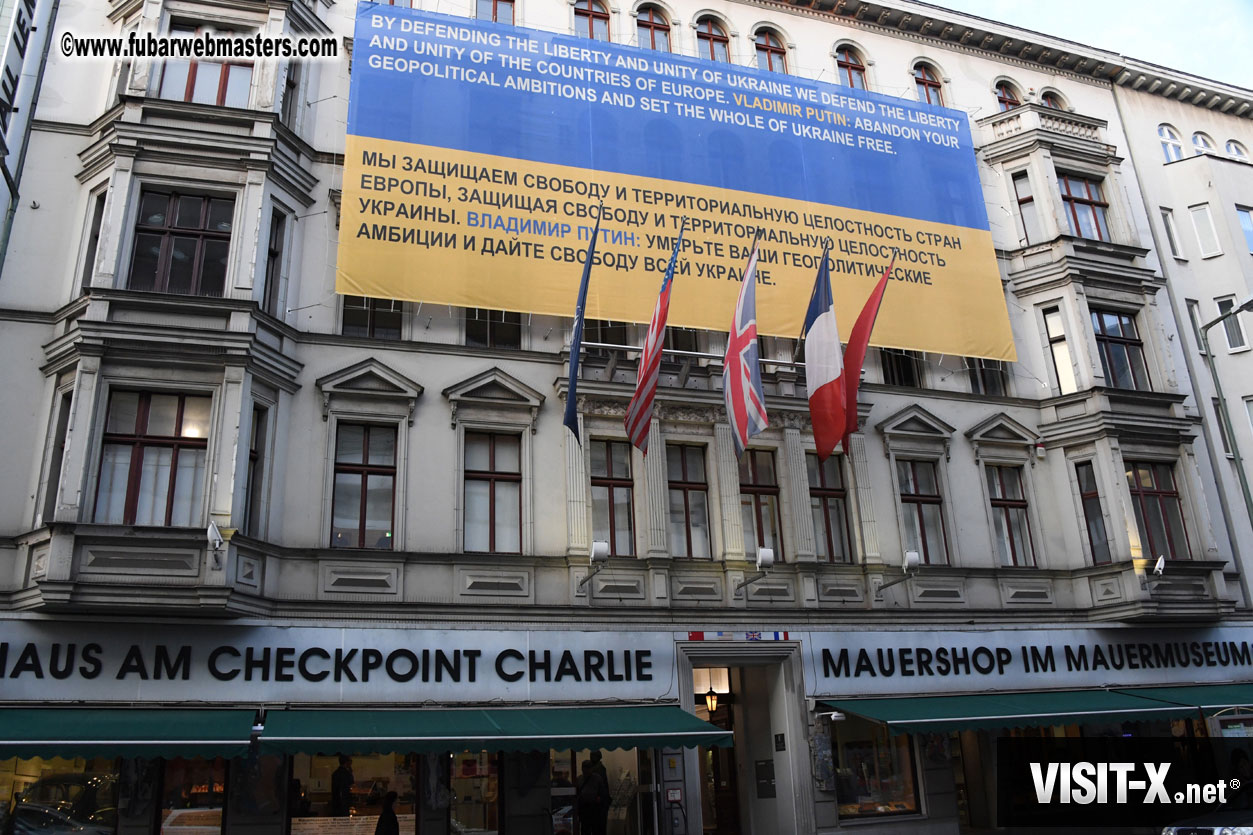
[[624, 227, 685, 453], [723, 236, 768, 457]]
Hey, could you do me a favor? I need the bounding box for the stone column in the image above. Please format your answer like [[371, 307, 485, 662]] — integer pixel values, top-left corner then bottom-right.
[[848, 433, 881, 565], [565, 420, 589, 556], [783, 427, 816, 562], [714, 423, 744, 561], [643, 420, 669, 558]]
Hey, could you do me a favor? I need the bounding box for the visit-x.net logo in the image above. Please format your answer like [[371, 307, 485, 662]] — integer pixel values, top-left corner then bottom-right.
[[1029, 761, 1234, 806]]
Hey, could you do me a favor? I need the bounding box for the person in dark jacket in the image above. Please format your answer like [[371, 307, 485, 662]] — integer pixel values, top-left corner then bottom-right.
[[576, 760, 608, 835], [330, 756, 354, 816], [373, 791, 399, 835]]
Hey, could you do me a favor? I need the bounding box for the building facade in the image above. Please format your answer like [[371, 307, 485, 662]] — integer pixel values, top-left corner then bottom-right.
[[1, 0, 1251, 834]]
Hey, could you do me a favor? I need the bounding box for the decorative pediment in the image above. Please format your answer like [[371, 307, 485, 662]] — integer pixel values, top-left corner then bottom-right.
[[315, 359, 423, 424], [876, 404, 955, 458], [443, 367, 545, 433], [964, 413, 1041, 462]]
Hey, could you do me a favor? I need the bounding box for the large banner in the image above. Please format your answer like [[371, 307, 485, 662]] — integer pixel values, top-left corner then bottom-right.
[[339, 5, 1015, 358]]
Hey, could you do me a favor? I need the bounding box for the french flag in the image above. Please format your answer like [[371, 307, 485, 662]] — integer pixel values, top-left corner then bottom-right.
[[801, 244, 846, 460]]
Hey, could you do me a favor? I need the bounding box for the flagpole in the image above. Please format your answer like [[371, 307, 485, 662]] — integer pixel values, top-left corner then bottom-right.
[[562, 200, 604, 442]]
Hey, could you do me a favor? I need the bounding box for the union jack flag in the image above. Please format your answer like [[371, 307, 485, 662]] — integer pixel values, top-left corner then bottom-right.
[[624, 227, 684, 453], [723, 235, 768, 457]]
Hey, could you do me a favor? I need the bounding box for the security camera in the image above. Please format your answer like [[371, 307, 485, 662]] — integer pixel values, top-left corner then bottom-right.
[[1153, 555, 1165, 576], [816, 710, 846, 722], [756, 547, 774, 571], [590, 540, 610, 563], [207, 521, 224, 551], [903, 550, 921, 571]]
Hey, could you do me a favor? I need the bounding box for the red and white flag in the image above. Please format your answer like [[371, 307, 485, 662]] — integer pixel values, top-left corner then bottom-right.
[[840, 256, 896, 451], [799, 245, 845, 460], [624, 227, 685, 453]]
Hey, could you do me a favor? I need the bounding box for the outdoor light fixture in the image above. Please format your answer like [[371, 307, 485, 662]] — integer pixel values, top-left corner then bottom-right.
[[735, 547, 775, 593], [705, 687, 719, 712], [877, 550, 921, 596], [577, 540, 611, 592]]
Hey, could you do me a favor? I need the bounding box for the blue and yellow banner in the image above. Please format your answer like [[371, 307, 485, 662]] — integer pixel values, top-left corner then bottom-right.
[[339, 4, 1015, 359]]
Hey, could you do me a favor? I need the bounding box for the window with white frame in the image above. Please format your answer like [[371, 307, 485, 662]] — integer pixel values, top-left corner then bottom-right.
[[896, 459, 947, 564], [1228, 140, 1249, 160], [158, 25, 252, 107], [1192, 132, 1215, 155], [1190, 204, 1222, 256], [1237, 207, 1253, 253], [1158, 124, 1183, 162], [1042, 306, 1079, 394], [464, 431, 522, 553], [1160, 207, 1183, 258], [1216, 297, 1248, 350], [985, 464, 1034, 566]]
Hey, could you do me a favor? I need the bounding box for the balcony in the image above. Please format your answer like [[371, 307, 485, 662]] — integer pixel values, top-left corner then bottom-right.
[[976, 104, 1116, 165]]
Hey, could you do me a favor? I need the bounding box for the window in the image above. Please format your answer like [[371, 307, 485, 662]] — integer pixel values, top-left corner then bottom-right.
[[830, 714, 919, 819], [1012, 172, 1040, 245], [590, 439, 634, 555], [1186, 299, 1206, 354], [574, 0, 610, 41], [1189, 204, 1222, 257], [1040, 91, 1064, 110], [664, 328, 698, 355], [477, 0, 514, 23], [1042, 307, 1078, 394], [1158, 124, 1183, 162], [1213, 398, 1233, 455], [896, 459, 947, 564], [1057, 174, 1110, 241], [986, 465, 1034, 566], [1074, 462, 1111, 564], [464, 432, 522, 553], [667, 444, 710, 558], [834, 46, 866, 90], [80, 191, 107, 291], [967, 358, 1007, 396], [1216, 297, 1248, 350], [913, 64, 942, 106], [995, 81, 1020, 111], [1125, 462, 1191, 560], [584, 319, 630, 358], [93, 391, 210, 526], [807, 453, 850, 563], [330, 424, 395, 549], [158, 25, 251, 107], [1160, 207, 1182, 258], [280, 59, 301, 126], [466, 308, 522, 348], [1237, 207, 1253, 253], [243, 405, 268, 536], [1090, 308, 1150, 391], [695, 17, 729, 62], [739, 449, 782, 559], [342, 296, 402, 339], [636, 5, 669, 51], [754, 30, 786, 73], [1228, 140, 1248, 160], [263, 210, 286, 316], [1192, 132, 1215, 155], [129, 190, 233, 296], [881, 349, 923, 387]]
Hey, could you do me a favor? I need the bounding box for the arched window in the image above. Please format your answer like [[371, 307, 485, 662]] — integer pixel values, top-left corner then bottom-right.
[[835, 45, 866, 90], [1158, 124, 1183, 162], [636, 5, 670, 51], [1227, 140, 1249, 160], [1192, 132, 1215, 155], [914, 64, 943, 106], [695, 16, 729, 62], [575, 0, 610, 41], [1040, 91, 1064, 110], [754, 29, 786, 73], [995, 81, 1020, 111]]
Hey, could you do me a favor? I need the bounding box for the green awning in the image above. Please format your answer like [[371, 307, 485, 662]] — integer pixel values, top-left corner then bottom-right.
[[821, 689, 1199, 734], [0, 709, 257, 759], [1116, 683, 1253, 714], [259, 705, 732, 755]]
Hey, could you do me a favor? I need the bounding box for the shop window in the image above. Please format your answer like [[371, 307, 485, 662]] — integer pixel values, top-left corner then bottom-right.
[[1075, 461, 1111, 564], [739, 448, 783, 559], [986, 465, 1034, 566], [1237, 207, 1253, 253], [1012, 171, 1039, 245], [161, 758, 226, 832], [129, 190, 233, 297], [1189, 203, 1222, 256], [343, 296, 403, 340], [331, 423, 397, 549], [1161, 207, 1183, 258], [1216, 297, 1249, 350], [667, 444, 711, 558], [636, 5, 669, 51], [896, 459, 947, 564], [1125, 461, 1191, 560], [158, 25, 251, 107], [830, 713, 919, 818], [913, 64, 942, 106], [79, 191, 106, 291], [450, 752, 498, 832], [1042, 307, 1078, 394], [995, 81, 1020, 111], [1090, 308, 1151, 391], [835, 45, 867, 90], [574, 0, 610, 41], [465, 308, 522, 348], [967, 358, 1007, 397], [464, 432, 522, 553], [228, 754, 287, 833], [807, 452, 850, 563], [477, 0, 514, 24], [262, 209, 287, 317], [1158, 124, 1183, 162], [94, 390, 211, 526], [754, 30, 786, 73], [590, 438, 634, 555], [2, 758, 118, 835], [881, 348, 923, 387], [695, 17, 729, 63], [289, 753, 416, 826], [243, 405, 268, 537], [1057, 173, 1110, 241], [1193, 132, 1216, 155]]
